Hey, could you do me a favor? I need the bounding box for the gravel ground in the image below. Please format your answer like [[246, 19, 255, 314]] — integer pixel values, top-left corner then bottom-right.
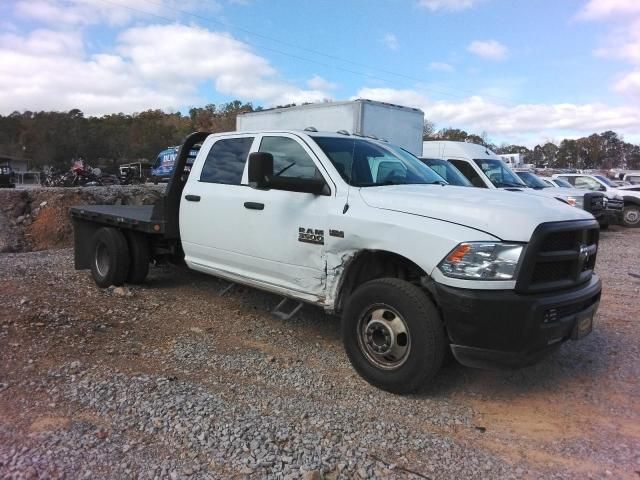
[[0, 226, 639, 479]]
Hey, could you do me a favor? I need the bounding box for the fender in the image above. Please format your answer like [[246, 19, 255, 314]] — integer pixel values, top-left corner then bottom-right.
[[623, 195, 640, 206]]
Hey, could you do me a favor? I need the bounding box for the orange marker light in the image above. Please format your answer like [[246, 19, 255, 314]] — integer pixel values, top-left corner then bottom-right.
[[446, 243, 472, 263]]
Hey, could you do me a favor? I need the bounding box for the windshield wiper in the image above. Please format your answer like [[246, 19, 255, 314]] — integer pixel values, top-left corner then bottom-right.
[[274, 161, 296, 176]]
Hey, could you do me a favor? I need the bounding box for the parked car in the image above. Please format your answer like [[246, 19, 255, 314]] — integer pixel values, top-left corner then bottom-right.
[[552, 173, 638, 228], [71, 131, 602, 394], [420, 158, 472, 186], [0, 165, 15, 188], [515, 170, 612, 228], [421, 141, 606, 222]]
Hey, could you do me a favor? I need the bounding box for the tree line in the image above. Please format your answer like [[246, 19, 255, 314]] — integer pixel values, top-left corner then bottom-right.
[[423, 124, 640, 170], [0, 101, 255, 170], [1, 101, 638, 171]]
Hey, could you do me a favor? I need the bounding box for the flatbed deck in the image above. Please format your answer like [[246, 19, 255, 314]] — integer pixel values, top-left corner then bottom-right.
[[70, 205, 166, 234]]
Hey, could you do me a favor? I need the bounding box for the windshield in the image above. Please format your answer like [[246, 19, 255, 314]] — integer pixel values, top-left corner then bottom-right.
[[553, 178, 573, 188], [312, 136, 445, 187], [515, 171, 549, 189], [594, 175, 616, 187], [473, 159, 527, 188], [421, 158, 472, 187]]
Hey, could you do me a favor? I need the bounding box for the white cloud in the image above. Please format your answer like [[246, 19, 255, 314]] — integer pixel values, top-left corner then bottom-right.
[[355, 87, 640, 145], [428, 61, 454, 72], [14, 0, 219, 27], [613, 70, 640, 97], [0, 24, 330, 115], [417, 0, 478, 12], [467, 40, 508, 60], [307, 75, 337, 91], [382, 33, 399, 51], [577, 0, 640, 21]]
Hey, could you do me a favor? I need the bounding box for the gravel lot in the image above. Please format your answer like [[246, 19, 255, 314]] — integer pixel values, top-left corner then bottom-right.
[[0, 226, 639, 479]]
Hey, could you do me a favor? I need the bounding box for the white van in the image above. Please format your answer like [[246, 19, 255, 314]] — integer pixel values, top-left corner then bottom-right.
[[422, 141, 599, 209]]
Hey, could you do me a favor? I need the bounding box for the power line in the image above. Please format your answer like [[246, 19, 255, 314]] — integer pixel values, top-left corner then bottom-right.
[[95, 0, 513, 104]]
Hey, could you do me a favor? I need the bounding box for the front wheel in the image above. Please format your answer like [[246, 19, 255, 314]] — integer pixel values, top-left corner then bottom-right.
[[623, 205, 640, 228], [342, 278, 446, 394]]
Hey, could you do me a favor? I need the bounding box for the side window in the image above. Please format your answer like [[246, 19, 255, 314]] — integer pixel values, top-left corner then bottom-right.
[[200, 137, 254, 185], [449, 159, 486, 188], [573, 176, 601, 190], [259, 136, 320, 180]]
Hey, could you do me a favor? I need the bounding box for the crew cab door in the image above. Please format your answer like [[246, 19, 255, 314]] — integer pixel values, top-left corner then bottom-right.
[[180, 133, 332, 302]]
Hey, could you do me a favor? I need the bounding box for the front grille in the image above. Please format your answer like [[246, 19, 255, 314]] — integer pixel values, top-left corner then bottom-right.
[[515, 220, 600, 293], [584, 193, 604, 214]]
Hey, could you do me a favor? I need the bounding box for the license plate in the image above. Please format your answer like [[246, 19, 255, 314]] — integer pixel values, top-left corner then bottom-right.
[[573, 313, 594, 340]]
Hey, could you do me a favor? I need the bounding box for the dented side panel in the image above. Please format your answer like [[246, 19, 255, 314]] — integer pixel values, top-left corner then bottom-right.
[[322, 192, 500, 311]]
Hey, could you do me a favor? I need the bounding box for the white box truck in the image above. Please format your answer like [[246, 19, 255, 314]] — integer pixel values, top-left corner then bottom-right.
[[236, 99, 424, 156]]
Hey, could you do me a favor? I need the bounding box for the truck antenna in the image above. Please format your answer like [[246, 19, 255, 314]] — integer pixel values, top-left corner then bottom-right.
[[343, 139, 357, 214]]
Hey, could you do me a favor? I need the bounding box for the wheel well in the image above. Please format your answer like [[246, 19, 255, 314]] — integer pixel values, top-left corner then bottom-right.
[[623, 196, 640, 206], [336, 250, 429, 312]]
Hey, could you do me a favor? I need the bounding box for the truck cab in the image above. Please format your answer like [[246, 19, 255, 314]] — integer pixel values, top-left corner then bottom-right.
[[72, 130, 602, 394]]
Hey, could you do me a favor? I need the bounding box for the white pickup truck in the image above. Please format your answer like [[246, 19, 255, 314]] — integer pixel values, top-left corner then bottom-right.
[[71, 130, 602, 394]]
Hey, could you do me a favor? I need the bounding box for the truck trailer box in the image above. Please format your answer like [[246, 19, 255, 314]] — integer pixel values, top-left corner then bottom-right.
[[236, 99, 424, 156]]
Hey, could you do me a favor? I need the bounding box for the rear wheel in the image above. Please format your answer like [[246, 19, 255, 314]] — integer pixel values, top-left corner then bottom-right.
[[125, 231, 150, 284], [342, 278, 446, 394], [90, 227, 130, 287], [623, 205, 640, 228]]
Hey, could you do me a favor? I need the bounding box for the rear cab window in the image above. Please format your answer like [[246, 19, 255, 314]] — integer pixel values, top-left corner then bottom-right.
[[200, 137, 255, 185]]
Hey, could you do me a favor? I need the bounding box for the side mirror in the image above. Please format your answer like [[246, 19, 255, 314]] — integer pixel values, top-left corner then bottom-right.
[[248, 152, 273, 189]]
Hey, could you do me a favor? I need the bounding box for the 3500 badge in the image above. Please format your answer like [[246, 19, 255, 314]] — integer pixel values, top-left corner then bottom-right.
[[298, 227, 324, 245]]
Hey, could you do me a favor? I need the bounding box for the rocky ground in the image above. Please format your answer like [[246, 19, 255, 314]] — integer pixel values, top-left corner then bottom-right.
[[0, 185, 165, 253], [0, 222, 639, 479]]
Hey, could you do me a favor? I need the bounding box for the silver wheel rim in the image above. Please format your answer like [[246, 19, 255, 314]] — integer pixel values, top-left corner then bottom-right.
[[357, 305, 411, 370], [624, 208, 639, 225], [95, 242, 110, 277]]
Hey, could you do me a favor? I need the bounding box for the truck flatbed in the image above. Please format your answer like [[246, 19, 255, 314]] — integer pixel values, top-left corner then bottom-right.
[[70, 204, 166, 234]]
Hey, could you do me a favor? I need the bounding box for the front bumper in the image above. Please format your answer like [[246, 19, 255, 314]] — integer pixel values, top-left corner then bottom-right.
[[603, 208, 624, 225], [432, 275, 601, 369]]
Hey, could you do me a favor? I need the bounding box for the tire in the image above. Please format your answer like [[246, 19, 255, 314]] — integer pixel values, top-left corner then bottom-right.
[[152, 176, 159, 185], [125, 231, 150, 284], [622, 205, 640, 228], [89, 227, 130, 288], [341, 278, 446, 394]]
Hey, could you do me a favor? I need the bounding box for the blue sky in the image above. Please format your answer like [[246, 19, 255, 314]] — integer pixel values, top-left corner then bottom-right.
[[1, 0, 639, 146]]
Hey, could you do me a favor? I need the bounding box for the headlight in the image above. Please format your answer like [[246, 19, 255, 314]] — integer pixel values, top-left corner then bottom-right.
[[438, 242, 524, 280]]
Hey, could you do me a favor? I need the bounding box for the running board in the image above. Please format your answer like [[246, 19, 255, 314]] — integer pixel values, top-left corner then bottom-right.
[[218, 282, 235, 296], [272, 297, 303, 321]]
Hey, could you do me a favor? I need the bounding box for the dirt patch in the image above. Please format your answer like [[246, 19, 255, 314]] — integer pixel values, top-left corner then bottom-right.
[[29, 416, 71, 433]]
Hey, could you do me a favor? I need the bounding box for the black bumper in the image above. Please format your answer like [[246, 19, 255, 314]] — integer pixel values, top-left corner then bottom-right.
[[433, 275, 601, 369], [602, 208, 624, 225]]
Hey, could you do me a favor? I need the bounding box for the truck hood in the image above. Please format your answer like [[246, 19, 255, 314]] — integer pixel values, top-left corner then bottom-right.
[[358, 185, 593, 242], [513, 187, 593, 200]]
